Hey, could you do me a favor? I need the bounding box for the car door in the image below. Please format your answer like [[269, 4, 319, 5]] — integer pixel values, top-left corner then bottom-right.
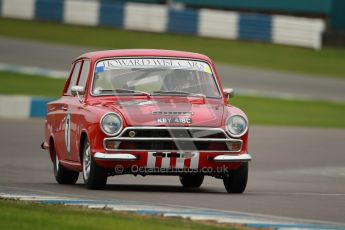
[[68, 59, 91, 162], [55, 61, 82, 161]]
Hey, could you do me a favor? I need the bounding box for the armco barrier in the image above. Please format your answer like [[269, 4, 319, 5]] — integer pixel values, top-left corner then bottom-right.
[[0, 0, 325, 49], [272, 15, 325, 50], [99, 2, 123, 28], [1, 0, 35, 20], [174, 0, 345, 31], [124, 3, 167, 32], [198, 9, 238, 40], [35, 0, 63, 22], [238, 14, 272, 42], [64, 0, 99, 26], [168, 9, 198, 35], [0, 95, 53, 118]]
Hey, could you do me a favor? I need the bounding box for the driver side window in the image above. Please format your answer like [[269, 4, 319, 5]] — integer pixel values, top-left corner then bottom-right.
[[66, 62, 81, 95]]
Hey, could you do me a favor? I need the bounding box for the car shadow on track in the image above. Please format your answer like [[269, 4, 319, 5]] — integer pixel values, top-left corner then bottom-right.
[[108, 184, 220, 193], [72, 183, 223, 194]]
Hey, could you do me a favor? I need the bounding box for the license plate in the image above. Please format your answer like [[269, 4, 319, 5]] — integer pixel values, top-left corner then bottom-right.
[[150, 151, 196, 158], [156, 117, 192, 124]]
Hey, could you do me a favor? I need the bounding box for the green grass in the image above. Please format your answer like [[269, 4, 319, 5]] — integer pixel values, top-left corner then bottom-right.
[[1, 18, 345, 78], [0, 199, 242, 230], [0, 71, 65, 97], [1, 71, 344, 128], [230, 96, 345, 128]]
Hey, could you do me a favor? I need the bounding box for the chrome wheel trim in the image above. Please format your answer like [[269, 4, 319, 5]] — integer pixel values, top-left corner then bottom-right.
[[55, 153, 59, 173], [83, 144, 91, 181]]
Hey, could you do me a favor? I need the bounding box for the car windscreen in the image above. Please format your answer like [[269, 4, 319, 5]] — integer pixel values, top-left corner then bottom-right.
[[91, 58, 221, 98]]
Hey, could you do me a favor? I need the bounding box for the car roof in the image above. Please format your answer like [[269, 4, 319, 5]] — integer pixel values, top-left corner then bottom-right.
[[77, 49, 212, 63]]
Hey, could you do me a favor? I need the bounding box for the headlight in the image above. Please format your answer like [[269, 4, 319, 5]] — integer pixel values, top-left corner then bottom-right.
[[226, 115, 248, 137], [100, 112, 123, 136]]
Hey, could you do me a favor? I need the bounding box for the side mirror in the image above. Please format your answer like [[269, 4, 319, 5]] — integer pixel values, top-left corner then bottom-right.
[[71, 86, 85, 103], [223, 88, 234, 100]]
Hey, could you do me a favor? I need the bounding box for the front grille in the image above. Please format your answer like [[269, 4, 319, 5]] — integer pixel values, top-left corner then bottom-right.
[[122, 128, 227, 139], [117, 140, 229, 151], [104, 127, 242, 152]]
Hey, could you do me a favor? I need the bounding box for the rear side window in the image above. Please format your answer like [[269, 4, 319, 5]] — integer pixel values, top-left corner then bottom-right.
[[66, 62, 81, 95], [78, 60, 90, 87]]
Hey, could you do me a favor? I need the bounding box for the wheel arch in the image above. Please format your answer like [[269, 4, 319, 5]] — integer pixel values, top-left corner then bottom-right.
[[79, 131, 89, 162], [48, 136, 56, 162]]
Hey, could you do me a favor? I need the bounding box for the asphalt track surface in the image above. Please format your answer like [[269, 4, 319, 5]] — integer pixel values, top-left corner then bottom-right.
[[0, 118, 344, 224], [1, 36, 345, 102]]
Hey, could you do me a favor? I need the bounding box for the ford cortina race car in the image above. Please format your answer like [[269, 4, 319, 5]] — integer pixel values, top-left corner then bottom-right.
[[41, 49, 251, 193]]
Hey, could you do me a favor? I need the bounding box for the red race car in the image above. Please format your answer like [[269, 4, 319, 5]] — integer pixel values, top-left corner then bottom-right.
[[42, 49, 251, 193]]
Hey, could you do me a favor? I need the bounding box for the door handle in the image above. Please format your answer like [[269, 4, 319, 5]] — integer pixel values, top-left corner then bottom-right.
[[61, 106, 68, 111]]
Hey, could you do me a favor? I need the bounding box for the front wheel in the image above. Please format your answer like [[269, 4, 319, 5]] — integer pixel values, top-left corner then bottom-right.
[[82, 140, 107, 190], [52, 146, 79, 184], [223, 162, 248, 193], [179, 174, 204, 188]]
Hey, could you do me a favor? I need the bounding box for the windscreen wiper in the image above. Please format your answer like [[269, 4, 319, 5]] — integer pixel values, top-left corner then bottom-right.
[[152, 90, 190, 95], [99, 88, 150, 96], [115, 88, 151, 96], [153, 90, 206, 98]]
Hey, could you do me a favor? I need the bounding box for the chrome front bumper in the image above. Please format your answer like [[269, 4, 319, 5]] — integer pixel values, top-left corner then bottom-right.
[[94, 152, 137, 161], [94, 152, 252, 163], [212, 153, 252, 162]]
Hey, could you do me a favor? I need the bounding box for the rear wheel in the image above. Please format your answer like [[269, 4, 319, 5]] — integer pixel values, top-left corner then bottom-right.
[[223, 162, 248, 193], [82, 140, 107, 190], [52, 146, 79, 184], [179, 174, 204, 188]]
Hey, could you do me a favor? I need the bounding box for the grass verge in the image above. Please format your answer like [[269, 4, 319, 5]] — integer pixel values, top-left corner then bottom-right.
[[1, 71, 344, 128], [0, 18, 345, 78], [230, 96, 345, 128], [0, 71, 65, 98], [0, 199, 244, 230]]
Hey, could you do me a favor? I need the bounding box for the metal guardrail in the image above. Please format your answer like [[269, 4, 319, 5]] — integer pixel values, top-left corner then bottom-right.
[[0, 0, 325, 49]]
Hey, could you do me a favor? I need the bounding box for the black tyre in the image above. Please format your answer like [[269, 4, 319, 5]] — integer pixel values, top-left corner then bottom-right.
[[52, 146, 79, 184], [223, 162, 248, 193], [82, 140, 107, 190], [179, 174, 204, 188]]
